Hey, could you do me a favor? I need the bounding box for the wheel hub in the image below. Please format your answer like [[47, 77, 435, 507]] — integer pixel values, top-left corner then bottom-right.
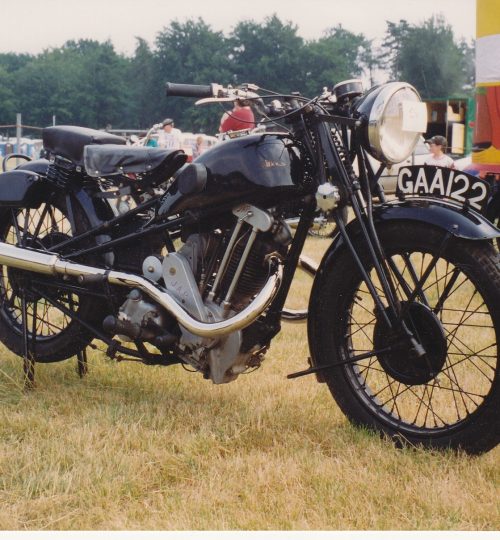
[[373, 301, 447, 385]]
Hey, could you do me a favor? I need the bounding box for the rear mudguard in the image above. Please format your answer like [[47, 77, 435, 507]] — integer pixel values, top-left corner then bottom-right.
[[0, 161, 114, 264], [0, 159, 112, 229], [0, 170, 46, 208], [15, 158, 50, 175]]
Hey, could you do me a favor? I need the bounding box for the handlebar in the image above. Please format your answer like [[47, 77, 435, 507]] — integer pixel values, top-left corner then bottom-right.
[[164, 81, 313, 120], [165, 82, 217, 98]]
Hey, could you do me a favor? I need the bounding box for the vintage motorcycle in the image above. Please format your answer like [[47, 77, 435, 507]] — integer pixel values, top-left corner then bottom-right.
[[0, 79, 498, 455]]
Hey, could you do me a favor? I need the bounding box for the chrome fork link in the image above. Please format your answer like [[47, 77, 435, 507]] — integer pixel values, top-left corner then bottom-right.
[[207, 204, 274, 310]]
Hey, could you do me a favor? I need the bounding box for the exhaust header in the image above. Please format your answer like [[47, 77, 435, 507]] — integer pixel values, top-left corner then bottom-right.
[[0, 242, 282, 338]]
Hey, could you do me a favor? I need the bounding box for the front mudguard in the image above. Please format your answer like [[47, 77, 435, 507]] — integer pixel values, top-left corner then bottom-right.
[[310, 198, 500, 294], [320, 198, 500, 274], [485, 191, 500, 224], [376, 198, 500, 240], [310, 195, 499, 306], [310, 197, 500, 319]]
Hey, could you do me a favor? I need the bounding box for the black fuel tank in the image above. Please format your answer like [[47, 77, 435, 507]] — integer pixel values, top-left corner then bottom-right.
[[159, 133, 309, 216]]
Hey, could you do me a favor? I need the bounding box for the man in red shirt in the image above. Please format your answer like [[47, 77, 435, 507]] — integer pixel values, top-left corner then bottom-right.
[[219, 100, 255, 133]]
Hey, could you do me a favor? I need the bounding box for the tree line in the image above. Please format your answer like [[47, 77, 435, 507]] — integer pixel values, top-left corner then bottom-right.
[[0, 14, 474, 136]]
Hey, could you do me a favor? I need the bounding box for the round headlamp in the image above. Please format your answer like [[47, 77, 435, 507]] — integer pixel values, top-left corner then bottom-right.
[[354, 82, 427, 164]]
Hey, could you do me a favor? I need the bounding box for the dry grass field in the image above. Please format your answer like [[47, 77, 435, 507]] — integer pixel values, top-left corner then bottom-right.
[[0, 237, 498, 530]]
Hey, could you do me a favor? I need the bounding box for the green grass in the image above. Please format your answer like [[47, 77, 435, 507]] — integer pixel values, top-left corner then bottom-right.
[[0, 238, 498, 530]]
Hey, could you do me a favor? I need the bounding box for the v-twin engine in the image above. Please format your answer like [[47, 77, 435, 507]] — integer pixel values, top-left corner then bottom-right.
[[123, 203, 291, 383]]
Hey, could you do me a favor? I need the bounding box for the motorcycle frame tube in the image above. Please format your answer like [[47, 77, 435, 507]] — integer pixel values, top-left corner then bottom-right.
[[266, 195, 316, 316], [315, 115, 403, 325], [0, 242, 283, 339], [50, 189, 162, 255], [242, 195, 317, 341]]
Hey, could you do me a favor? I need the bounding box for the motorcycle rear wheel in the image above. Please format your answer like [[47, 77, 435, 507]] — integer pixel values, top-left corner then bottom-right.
[[309, 221, 500, 454], [0, 194, 99, 362]]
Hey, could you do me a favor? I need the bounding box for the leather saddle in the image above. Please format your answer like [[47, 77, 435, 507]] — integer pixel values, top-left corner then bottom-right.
[[43, 126, 187, 180]]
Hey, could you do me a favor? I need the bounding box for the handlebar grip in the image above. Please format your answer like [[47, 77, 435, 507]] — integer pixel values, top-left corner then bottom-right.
[[165, 82, 214, 98]]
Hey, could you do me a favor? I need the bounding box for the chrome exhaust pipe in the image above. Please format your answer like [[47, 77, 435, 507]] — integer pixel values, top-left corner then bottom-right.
[[0, 243, 282, 338]]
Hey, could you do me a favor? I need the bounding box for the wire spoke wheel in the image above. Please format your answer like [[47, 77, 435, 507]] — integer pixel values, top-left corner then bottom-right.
[[350, 252, 495, 429], [0, 196, 97, 362], [309, 222, 500, 454]]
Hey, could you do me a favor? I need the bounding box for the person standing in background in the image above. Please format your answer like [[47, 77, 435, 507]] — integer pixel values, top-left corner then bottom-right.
[[158, 118, 182, 150], [192, 135, 205, 160], [425, 135, 455, 168]]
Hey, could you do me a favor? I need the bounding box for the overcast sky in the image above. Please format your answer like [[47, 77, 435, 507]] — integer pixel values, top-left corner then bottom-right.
[[1, 0, 476, 56]]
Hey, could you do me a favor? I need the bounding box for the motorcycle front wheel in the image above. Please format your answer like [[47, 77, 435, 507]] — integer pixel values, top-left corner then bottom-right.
[[309, 221, 500, 454], [0, 194, 100, 362]]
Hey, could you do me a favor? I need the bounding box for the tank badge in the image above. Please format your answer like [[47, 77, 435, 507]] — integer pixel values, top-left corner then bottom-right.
[[262, 160, 287, 168]]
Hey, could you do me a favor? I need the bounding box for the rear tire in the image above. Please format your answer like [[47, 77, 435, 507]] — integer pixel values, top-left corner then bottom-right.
[[0, 194, 100, 362], [309, 221, 500, 454]]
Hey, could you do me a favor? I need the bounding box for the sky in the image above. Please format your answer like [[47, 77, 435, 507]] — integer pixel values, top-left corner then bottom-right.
[[0, 0, 476, 56]]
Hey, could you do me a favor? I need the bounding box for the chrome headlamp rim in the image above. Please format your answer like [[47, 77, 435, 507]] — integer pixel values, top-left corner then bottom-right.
[[359, 81, 423, 164]]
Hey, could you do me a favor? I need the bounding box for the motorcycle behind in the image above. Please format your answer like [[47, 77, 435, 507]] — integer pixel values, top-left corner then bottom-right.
[[0, 79, 498, 455]]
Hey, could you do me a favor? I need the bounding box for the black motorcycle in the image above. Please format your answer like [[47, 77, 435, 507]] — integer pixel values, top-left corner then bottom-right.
[[0, 80, 498, 455]]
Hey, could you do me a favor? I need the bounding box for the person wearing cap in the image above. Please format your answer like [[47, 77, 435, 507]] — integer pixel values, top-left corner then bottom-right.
[[158, 118, 182, 150], [424, 135, 455, 169]]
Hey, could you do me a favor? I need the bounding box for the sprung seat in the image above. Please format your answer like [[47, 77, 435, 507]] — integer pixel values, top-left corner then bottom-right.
[[43, 125, 127, 166]]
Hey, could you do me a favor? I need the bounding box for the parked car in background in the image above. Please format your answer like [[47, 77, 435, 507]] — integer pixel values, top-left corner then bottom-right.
[[368, 136, 429, 194], [453, 154, 472, 171]]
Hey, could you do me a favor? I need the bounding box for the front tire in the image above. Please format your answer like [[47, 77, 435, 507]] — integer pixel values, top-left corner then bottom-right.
[[309, 221, 500, 454]]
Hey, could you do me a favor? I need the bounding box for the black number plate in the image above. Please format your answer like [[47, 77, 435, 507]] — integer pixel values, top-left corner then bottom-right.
[[396, 165, 490, 213]]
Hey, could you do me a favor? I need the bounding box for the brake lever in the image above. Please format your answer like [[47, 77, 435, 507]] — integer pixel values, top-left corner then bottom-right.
[[195, 97, 238, 106], [195, 87, 261, 106]]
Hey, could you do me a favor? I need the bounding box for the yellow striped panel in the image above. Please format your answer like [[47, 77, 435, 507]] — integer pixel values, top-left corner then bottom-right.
[[477, 0, 500, 38]]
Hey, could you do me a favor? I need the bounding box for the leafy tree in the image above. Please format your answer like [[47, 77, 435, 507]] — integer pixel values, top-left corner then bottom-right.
[[13, 50, 78, 126], [0, 53, 33, 74], [302, 25, 371, 95], [0, 54, 33, 126], [127, 38, 159, 128], [60, 40, 129, 128], [154, 19, 233, 133], [380, 16, 471, 97], [0, 67, 18, 124], [379, 19, 411, 81], [230, 15, 305, 93], [7, 14, 479, 134], [459, 38, 475, 94], [12, 40, 129, 128]]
